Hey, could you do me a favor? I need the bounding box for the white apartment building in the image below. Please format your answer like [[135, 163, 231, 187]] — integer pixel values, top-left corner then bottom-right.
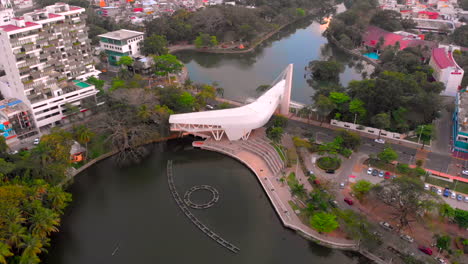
[[0, 8, 14, 26], [98, 29, 144, 65], [0, 3, 100, 130], [429, 46, 464, 97]]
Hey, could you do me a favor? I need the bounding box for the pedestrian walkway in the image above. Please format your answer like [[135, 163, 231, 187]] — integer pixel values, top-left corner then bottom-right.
[[194, 131, 357, 250]]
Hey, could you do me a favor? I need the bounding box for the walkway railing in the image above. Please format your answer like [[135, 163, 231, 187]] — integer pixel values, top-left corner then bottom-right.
[[167, 160, 240, 253]]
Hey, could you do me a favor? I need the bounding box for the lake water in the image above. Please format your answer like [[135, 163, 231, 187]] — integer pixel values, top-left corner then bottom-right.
[[46, 140, 370, 264], [176, 5, 370, 105]]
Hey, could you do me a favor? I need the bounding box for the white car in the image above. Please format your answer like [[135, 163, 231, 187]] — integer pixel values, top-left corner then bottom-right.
[[339, 182, 345, 189], [33, 138, 40, 145], [465, 196, 468, 203], [378, 171, 384, 177], [374, 138, 385, 144], [451, 192, 457, 199], [367, 168, 373, 175], [400, 234, 414, 243], [437, 189, 443, 196], [424, 184, 429, 190], [206, 104, 214, 110], [436, 257, 447, 264], [379, 221, 393, 231], [462, 170, 468, 176]]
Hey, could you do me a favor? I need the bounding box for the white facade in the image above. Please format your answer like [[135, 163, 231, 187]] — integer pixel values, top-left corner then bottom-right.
[[429, 46, 464, 97], [169, 65, 293, 141], [0, 8, 13, 26], [98, 29, 144, 62], [0, 3, 100, 130]]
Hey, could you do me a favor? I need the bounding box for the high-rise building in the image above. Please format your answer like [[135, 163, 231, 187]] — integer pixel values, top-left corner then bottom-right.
[[0, 3, 100, 131]]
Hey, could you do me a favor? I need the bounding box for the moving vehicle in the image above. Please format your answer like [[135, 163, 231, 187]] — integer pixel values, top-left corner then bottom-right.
[[443, 188, 450, 197], [367, 168, 373, 175], [418, 246, 433, 255], [372, 169, 378, 176], [379, 221, 393, 231], [344, 197, 354, 205], [400, 234, 414, 243], [374, 138, 385, 144], [378, 171, 384, 177], [33, 138, 40, 145]]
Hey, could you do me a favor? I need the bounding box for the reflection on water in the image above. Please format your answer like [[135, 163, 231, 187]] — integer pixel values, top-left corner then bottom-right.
[[176, 4, 371, 105]]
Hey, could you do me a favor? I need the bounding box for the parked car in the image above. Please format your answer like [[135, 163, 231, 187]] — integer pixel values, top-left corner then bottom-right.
[[9, 150, 18, 155], [308, 170, 314, 176], [325, 169, 335, 174], [344, 197, 354, 205], [329, 200, 338, 208], [451, 192, 457, 199], [418, 246, 433, 255], [372, 169, 378, 176], [457, 194, 463, 201], [424, 184, 430, 190], [33, 138, 40, 145], [313, 179, 320, 185], [206, 104, 214, 110], [367, 168, 373, 175], [374, 138, 385, 144], [465, 196, 468, 203], [378, 171, 384, 177], [384, 171, 391, 179], [339, 182, 345, 189], [443, 188, 450, 197], [462, 170, 468, 176], [379, 221, 393, 231], [435, 257, 447, 264], [372, 231, 382, 237], [437, 189, 442, 196], [400, 234, 414, 243]]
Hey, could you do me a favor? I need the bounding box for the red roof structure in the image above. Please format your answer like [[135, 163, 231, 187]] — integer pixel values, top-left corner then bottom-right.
[[418, 11, 439, 19], [0, 22, 39, 32], [363, 26, 435, 50], [432, 48, 455, 69]]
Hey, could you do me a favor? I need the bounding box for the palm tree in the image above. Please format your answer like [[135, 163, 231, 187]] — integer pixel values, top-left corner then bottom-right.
[[29, 207, 60, 238], [0, 242, 13, 264], [291, 183, 306, 197], [19, 234, 42, 264], [46, 186, 71, 213], [75, 125, 94, 158], [6, 223, 26, 250], [137, 104, 152, 122]]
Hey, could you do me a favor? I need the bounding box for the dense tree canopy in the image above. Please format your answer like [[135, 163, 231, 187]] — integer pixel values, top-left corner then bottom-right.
[[452, 25, 468, 47]]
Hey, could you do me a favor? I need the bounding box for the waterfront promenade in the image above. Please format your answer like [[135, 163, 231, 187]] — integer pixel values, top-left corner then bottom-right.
[[195, 130, 358, 250]]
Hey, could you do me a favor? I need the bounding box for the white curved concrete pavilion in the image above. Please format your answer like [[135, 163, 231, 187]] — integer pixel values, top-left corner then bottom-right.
[[169, 64, 293, 141]]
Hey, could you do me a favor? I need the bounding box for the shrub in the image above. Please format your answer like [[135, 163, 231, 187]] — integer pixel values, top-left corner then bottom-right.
[[340, 148, 353, 158], [293, 136, 312, 148], [396, 163, 410, 174], [286, 148, 298, 167], [317, 156, 341, 170]]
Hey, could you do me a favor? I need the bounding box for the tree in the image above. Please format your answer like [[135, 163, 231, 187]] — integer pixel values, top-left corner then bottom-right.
[[452, 25, 468, 47], [0, 242, 13, 264], [271, 115, 288, 128], [349, 99, 366, 123], [74, 125, 95, 156], [194, 33, 218, 48], [370, 10, 402, 32], [415, 124, 434, 149], [337, 130, 361, 150], [436, 235, 451, 251], [238, 24, 256, 42], [117, 56, 134, 74], [377, 147, 398, 163], [314, 95, 336, 125], [328, 92, 350, 111], [308, 60, 344, 84], [370, 177, 439, 230], [291, 183, 306, 197], [19, 234, 42, 264], [266, 126, 284, 143], [371, 113, 390, 139], [454, 208, 468, 228], [152, 54, 183, 82], [351, 180, 373, 200], [29, 207, 60, 237], [310, 212, 339, 233], [110, 78, 126, 91], [196, 85, 216, 107], [86, 76, 105, 94], [142, 34, 168, 56], [0, 136, 8, 154]]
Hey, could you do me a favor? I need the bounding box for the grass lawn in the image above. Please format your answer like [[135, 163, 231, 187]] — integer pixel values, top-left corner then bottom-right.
[[271, 143, 286, 161], [425, 176, 468, 195], [287, 172, 299, 189]]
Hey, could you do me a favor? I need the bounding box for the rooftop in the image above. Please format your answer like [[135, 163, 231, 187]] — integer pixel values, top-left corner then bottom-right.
[[458, 91, 468, 133], [432, 47, 455, 69], [0, 21, 39, 32], [98, 29, 144, 40], [363, 26, 436, 50], [0, 98, 30, 117]]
